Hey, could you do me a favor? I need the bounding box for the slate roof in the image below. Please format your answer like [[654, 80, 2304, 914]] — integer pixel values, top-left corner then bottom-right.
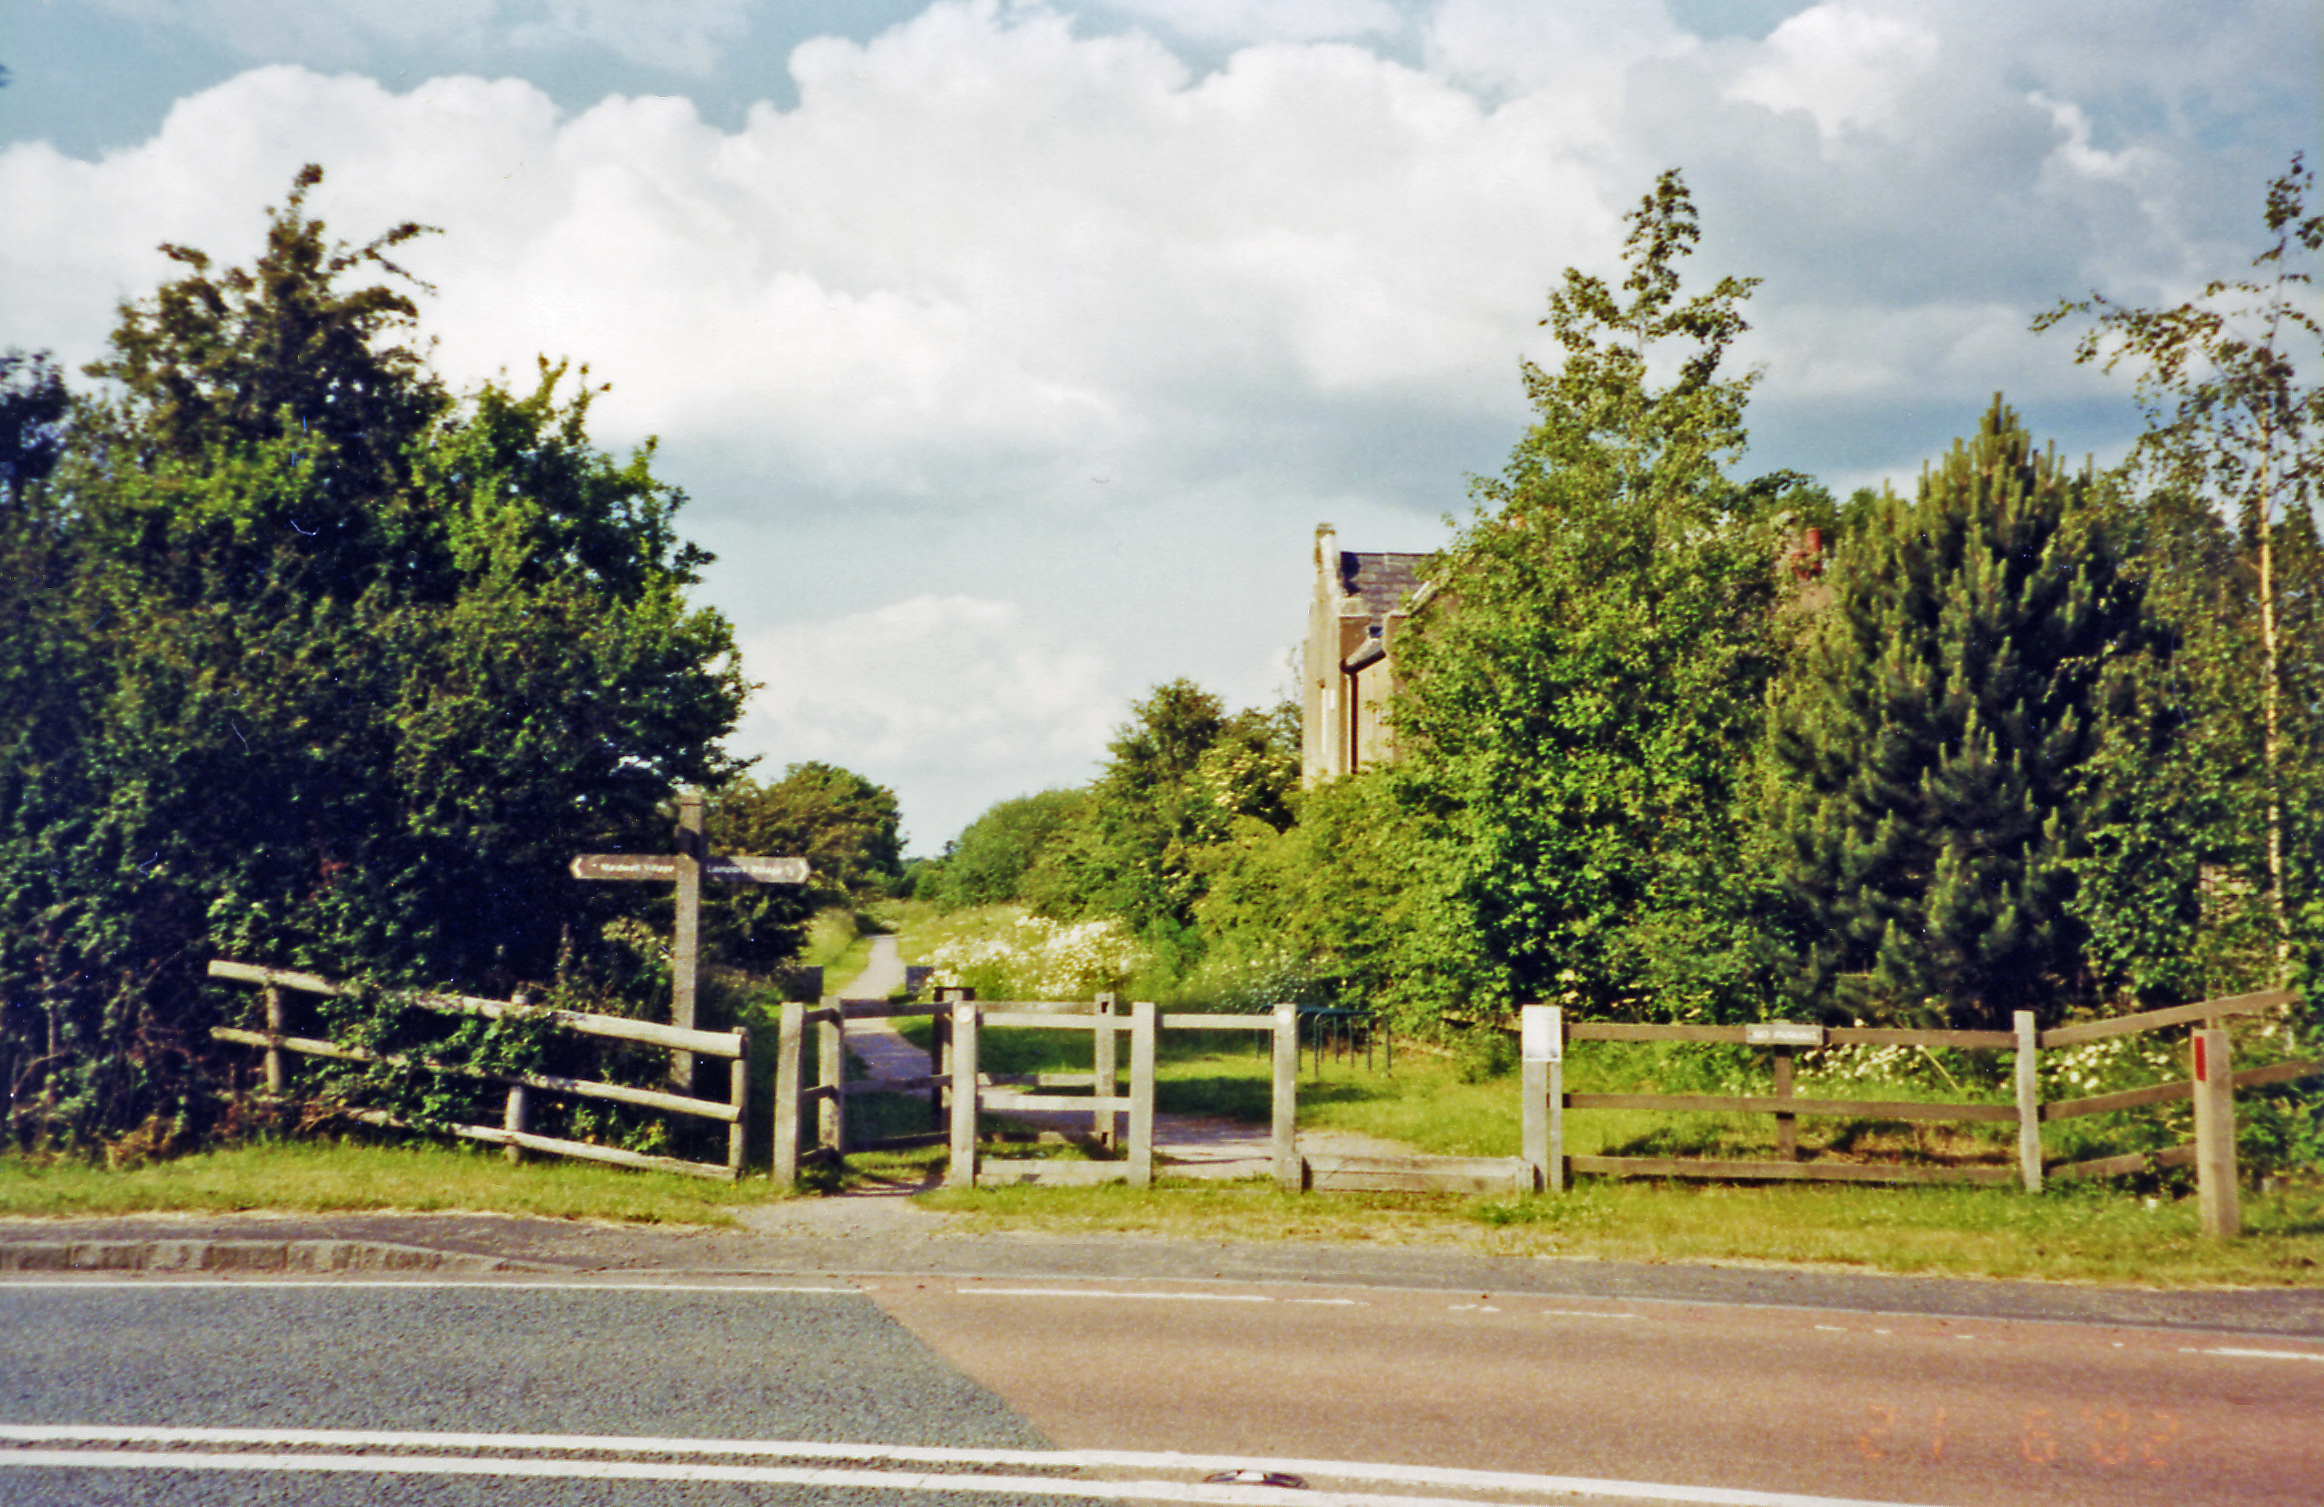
[[1338, 551, 1429, 623]]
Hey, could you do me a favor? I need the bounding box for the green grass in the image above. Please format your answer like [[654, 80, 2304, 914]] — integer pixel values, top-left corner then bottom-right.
[[0, 1139, 801, 1224], [19, 1010, 2311, 1290], [916, 1176, 2324, 1287], [801, 906, 874, 990]]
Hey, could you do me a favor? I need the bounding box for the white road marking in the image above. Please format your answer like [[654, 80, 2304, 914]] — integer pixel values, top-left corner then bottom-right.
[[2197, 1347, 2324, 1362], [1289, 1298, 1362, 1306], [1535, 1309, 1637, 1320], [0, 1429, 1966, 1507], [1813, 1325, 1844, 1333], [970, 1288, 1273, 1303], [0, 1279, 859, 1294]]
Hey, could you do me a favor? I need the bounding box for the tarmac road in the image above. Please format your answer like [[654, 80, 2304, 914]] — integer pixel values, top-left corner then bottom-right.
[[3, 1258, 2320, 1506], [866, 1270, 2324, 1506]]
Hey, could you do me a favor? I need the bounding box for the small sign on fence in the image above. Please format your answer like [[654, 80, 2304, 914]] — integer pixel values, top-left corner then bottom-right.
[[1744, 1021, 1825, 1047]]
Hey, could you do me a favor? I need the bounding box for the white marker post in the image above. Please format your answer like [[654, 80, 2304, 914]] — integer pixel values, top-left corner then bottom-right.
[[1521, 1005, 1563, 1194], [2192, 1027, 2240, 1240]]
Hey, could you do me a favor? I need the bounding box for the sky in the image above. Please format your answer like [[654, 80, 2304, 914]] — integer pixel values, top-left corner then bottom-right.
[[3, 0, 2318, 854]]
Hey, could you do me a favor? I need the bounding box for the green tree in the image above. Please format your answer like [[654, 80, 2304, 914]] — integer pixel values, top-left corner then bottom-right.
[[1766, 397, 2147, 1029], [702, 762, 903, 970], [0, 352, 68, 503], [1042, 683, 1298, 955], [918, 788, 1089, 910], [0, 167, 745, 1145], [1393, 168, 1793, 1017], [2037, 154, 2324, 976]]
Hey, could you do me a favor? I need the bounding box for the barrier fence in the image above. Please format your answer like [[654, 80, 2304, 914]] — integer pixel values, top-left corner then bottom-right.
[[1518, 990, 2321, 1235], [206, 958, 749, 1180]]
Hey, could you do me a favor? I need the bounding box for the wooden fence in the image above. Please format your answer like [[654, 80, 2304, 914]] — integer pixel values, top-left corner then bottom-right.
[[1519, 991, 2320, 1199], [207, 959, 749, 1181], [770, 996, 1309, 1192]]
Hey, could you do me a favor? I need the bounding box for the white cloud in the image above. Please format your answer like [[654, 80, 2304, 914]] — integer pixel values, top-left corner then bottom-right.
[[733, 595, 1117, 842], [8, 0, 2312, 840], [1726, 5, 1941, 147]]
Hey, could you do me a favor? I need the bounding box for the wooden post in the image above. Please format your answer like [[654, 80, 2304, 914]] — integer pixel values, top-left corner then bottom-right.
[[1271, 1003, 1299, 1193], [772, 1000, 804, 1186], [1129, 1000, 1156, 1189], [502, 1084, 528, 1165], [1773, 1046, 1797, 1161], [1521, 1005, 1547, 1192], [2014, 1010, 2043, 1193], [817, 1006, 844, 1159], [263, 984, 286, 1095], [670, 788, 703, 1090], [2193, 1028, 2240, 1239], [1093, 992, 1118, 1150], [931, 1005, 951, 1129], [1548, 1027, 1565, 1196], [1521, 1005, 1563, 1194], [728, 1028, 749, 1178], [947, 1003, 980, 1188]]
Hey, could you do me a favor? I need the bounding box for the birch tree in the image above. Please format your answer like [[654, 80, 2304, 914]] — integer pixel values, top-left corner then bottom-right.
[[2037, 156, 2324, 972]]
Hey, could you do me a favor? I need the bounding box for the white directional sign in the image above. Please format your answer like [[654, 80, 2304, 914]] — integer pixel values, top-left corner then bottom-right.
[[570, 853, 810, 885]]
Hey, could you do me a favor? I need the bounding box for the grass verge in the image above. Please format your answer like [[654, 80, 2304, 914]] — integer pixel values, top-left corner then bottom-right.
[[915, 1176, 2324, 1287], [0, 1139, 799, 1225]]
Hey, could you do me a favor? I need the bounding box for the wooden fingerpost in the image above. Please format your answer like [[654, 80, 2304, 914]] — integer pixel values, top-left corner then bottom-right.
[[1772, 1046, 1797, 1161], [568, 790, 808, 1096], [817, 1005, 845, 1158], [1521, 1005, 1563, 1193], [947, 1003, 980, 1189], [727, 1027, 749, 1177], [1271, 1003, 1299, 1193], [2013, 1011, 2043, 1193], [1093, 992, 1118, 1150], [502, 1084, 529, 1165], [2192, 1027, 2240, 1239], [671, 787, 704, 1090], [772, 1000, 804, 1186], [1129, 1001, 1156, 1189], [263, 984, 287, 1095]]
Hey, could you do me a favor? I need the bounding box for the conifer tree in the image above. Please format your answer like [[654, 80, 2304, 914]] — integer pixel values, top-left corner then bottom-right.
[[1768, 396, 2147, 1028]]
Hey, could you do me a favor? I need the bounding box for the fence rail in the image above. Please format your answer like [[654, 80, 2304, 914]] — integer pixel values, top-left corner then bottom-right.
[[1526, 992, 2321, 1224], [206, 958, 747, 1181]]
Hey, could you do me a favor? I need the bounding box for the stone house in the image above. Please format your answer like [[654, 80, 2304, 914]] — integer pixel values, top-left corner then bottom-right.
[[1300, 523, 1432, 785]]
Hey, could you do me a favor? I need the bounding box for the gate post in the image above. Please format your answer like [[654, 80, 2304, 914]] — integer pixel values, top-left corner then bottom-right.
[[772, 1001, 804, 1186], [1093, 992, 1118, 1150], [727, 1027, 749, 1178], [947, 1003, 980, 1188], [1522, 1005, 1563, 1194], [2014, 1011, 2043, 1193], [1129, 1001, 1157, 1188], [2193, 1027, 2240, 1240], [1271, 1003, 1299, 1193], [263, 984, 287, 1094], [818, 1004, 845, 1157]]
